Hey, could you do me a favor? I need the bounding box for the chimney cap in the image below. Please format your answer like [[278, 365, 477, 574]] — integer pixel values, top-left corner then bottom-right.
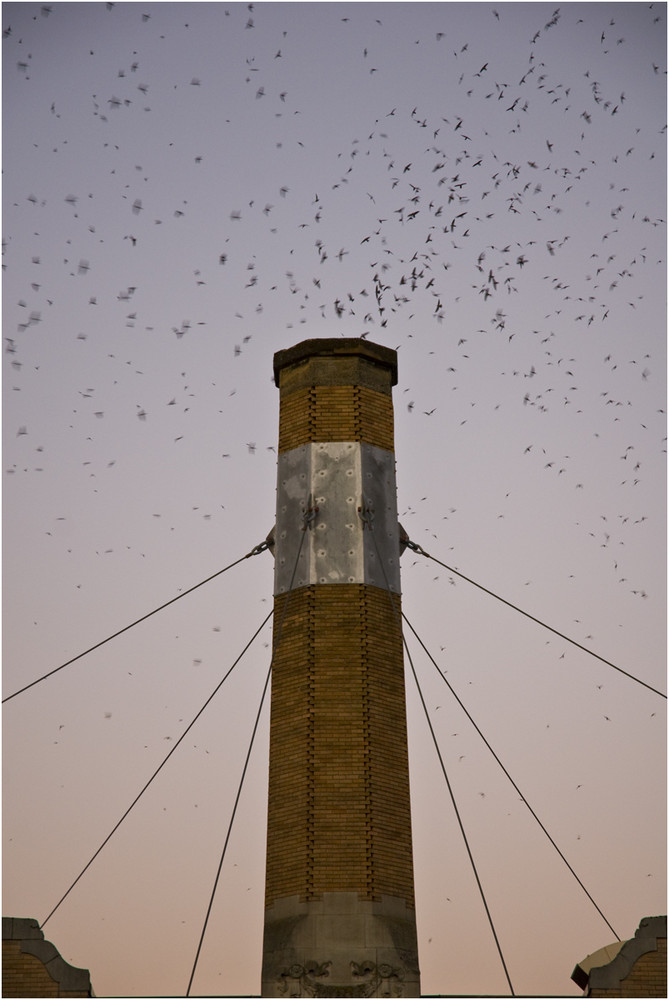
[[274, 338, 398, 387]]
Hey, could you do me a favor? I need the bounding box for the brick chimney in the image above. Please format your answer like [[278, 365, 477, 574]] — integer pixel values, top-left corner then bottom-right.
[[262, 339, 421, 998]]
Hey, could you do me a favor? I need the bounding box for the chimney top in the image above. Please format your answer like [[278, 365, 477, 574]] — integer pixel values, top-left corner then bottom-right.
[[273, 338, 398, 387]]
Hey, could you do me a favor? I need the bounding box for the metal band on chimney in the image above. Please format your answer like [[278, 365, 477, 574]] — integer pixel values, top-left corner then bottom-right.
[[274, 441, 401, 594]]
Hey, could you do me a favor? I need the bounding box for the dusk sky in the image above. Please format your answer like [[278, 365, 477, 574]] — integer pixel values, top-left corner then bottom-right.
[[2, 2, 666, 997]]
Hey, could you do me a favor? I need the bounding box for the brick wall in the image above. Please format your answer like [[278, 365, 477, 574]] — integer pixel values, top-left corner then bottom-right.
[[584, 916, 667, 997], [266, 584, 415, 907], [2, 918, 92, 997], [277, 385, 395, 453], [589, 937, 666, 996], [3, 941, 60, 998]]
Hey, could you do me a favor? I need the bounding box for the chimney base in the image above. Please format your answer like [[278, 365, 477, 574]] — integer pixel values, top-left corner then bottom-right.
[[262, 892, 420, 997]]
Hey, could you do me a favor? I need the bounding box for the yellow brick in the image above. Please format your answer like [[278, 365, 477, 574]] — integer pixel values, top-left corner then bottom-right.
[[265, 585, 415, 907]]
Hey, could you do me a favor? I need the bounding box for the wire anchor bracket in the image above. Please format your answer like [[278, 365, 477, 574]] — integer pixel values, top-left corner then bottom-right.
[[357, 496, 376, 530], [302, 493, 319, 531]]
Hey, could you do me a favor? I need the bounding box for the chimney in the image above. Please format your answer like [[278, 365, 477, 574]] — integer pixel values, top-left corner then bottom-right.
[[262, 338, 421, 998]]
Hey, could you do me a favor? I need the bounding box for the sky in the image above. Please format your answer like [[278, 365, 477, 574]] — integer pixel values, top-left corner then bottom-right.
[[2, 2, 666, 997]]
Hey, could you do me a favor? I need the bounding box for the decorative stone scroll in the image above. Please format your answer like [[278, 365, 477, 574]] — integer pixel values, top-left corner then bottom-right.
[[277, 960, 404, 998]]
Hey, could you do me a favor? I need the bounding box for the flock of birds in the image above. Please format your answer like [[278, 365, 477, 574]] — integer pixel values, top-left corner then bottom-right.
[[3, 3, 666, 997]]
